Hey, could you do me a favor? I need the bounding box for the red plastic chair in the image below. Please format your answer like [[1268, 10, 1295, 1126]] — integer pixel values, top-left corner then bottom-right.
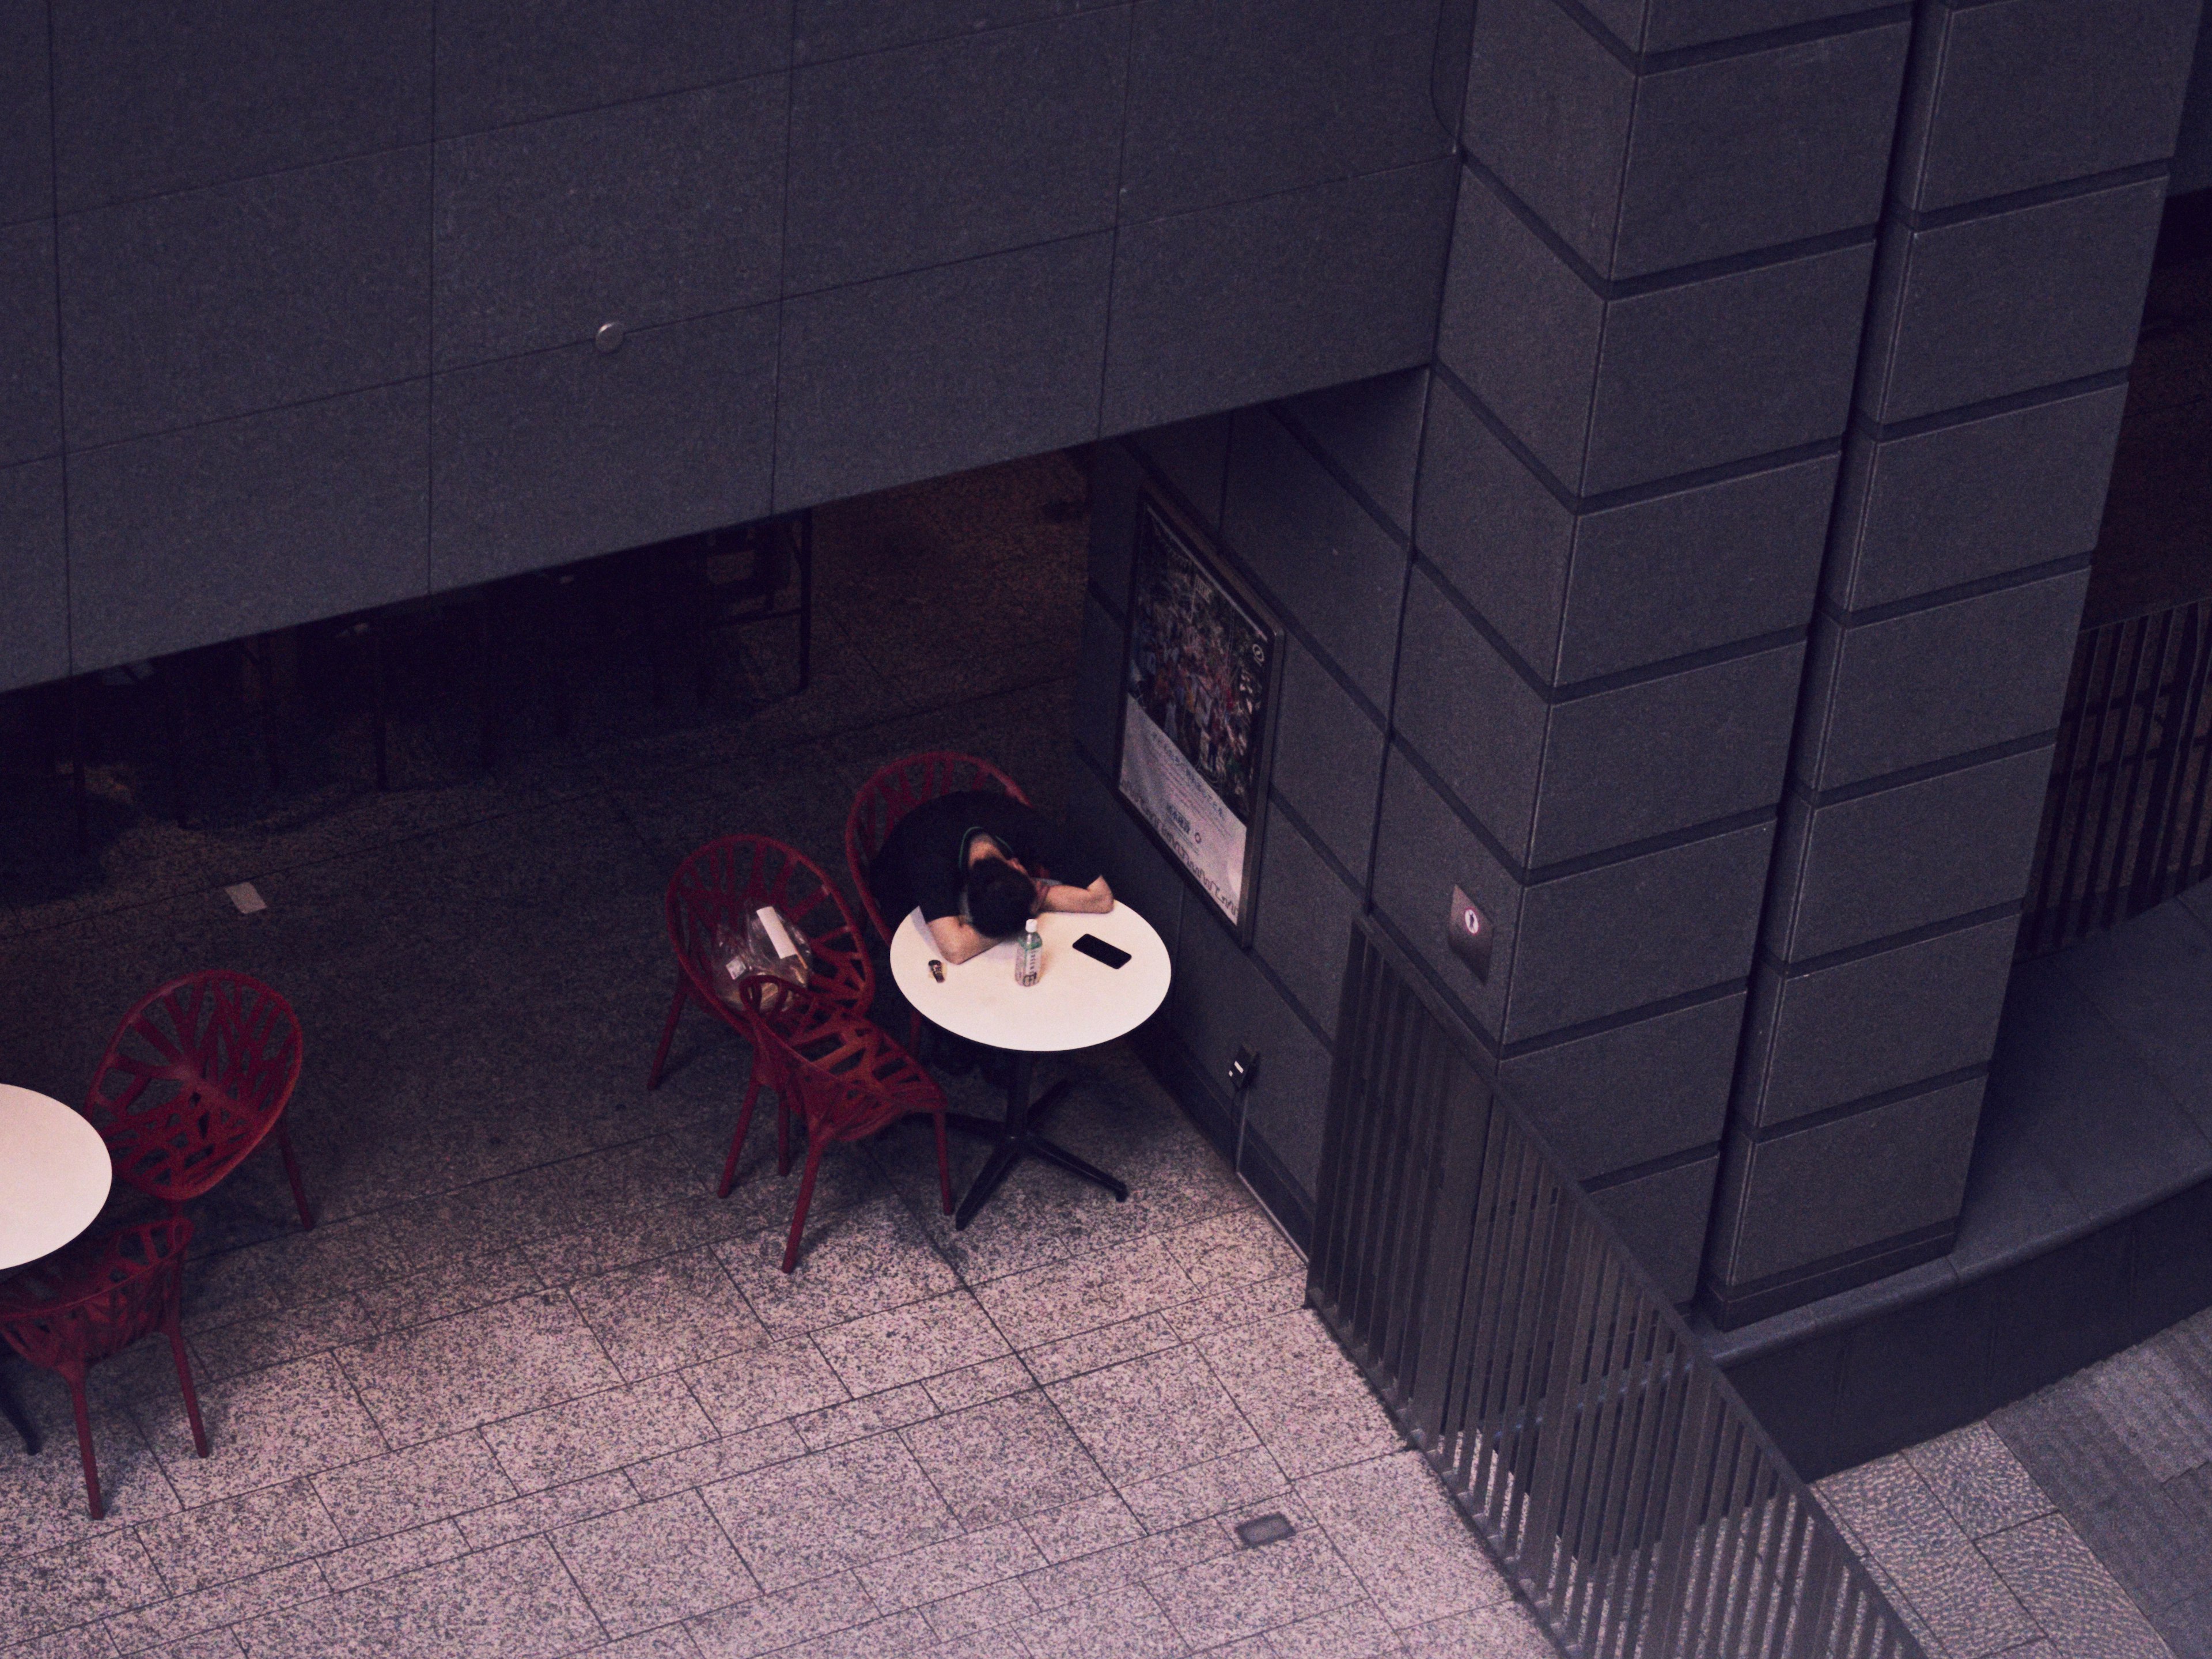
[[736, 976, 952, 1272], [84, 971, 314, 1230], [648, 836, 876, 1186], [0, 1217, 208, 1517], [844, 752, 1028, 1051], [843, 751, 1029, 949]]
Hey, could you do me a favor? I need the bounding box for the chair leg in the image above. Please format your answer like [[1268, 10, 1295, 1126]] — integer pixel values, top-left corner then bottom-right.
[[272, 1117, 315, 1230], [0, 1362, 37, 1455], [933, 1108, 953, 1215], [781, 1137, 825, 1274], [718, 1066, 767, 1199], [647, 982, 688, 1090], [166, 1309, 210, 1459], [63, 1370, 101, 1520]]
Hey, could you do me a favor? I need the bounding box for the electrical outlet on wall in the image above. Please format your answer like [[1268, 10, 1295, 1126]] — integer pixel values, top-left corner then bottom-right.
[[1447, 885, 1491, 982]]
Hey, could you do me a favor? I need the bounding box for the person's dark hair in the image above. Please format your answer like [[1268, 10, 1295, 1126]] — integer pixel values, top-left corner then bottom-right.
[[965, 857, 1036, 938]]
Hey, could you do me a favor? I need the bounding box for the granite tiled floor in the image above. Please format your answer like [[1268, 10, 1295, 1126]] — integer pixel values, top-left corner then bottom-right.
[[0, 454, 1550, 1658], [1817, 1305, 2212, 1659]]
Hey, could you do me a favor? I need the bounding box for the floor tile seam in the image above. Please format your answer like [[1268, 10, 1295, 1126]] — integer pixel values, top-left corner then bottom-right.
[[1968, 1516, 2175, 1652]]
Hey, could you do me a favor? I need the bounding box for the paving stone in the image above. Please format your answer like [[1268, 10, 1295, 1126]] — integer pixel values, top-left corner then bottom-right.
[[1, 1531, 171, 1643], [312, 1432, 518, 1544], [131, 1478, 342, 1597], [1146, 1531, 1367, 1649], [2084, 1339, 2212, 1484], [972, 1236, 1198, 1351], [137, 1353, 387, 1504], [1817, 1456, 2044, 1658], [684, 1337, 850, 1436], [566, 1247, 769, 1382], [99, 1559, 327, 1655], [229, 1536, 601, 1659], [553, 1488, 759, 1635], [714, 1196, 958, 1337], [1198, 1312, 1400, 1480], [791, 1381, 938, 1450], [1047, 1347, 1258, 1488], [1016, 1584, 1182, 1659], [812, 1291, 1010, 1396], [317, 1520, 471, 1592], [902, 1391, 1110, 1529], [1295, 1452, 1510, 1629], [702, 1433, 962, 1593], [684, 1571, 875, 1659], [623, 1422, 808, 1501], [1979, 1512, 2170, 1659], [335, 1292, 619, 1448], [854, 1521, 1043, 1613], [1904, 1423, 2057, 1540], [1118, 1447, 1290, 1534], [922, 1356, 1032, 1415], [453, 1469, 639, 1550]]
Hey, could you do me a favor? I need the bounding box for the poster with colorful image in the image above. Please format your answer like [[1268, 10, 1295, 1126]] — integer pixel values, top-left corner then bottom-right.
[[1117, 491, 1279, 936]]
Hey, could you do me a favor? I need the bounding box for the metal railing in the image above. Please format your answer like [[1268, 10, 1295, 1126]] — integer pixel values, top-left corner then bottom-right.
[[2019, 597, 2212, 958], [1309, 923, 1927, 1659]]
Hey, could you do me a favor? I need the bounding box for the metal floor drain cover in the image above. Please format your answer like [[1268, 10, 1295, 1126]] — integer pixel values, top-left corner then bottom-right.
[[1234, 1513, 1295, 1548]]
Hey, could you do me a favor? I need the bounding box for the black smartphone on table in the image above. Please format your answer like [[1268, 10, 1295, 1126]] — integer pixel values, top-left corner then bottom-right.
[[1071, 933, 1130, 969]]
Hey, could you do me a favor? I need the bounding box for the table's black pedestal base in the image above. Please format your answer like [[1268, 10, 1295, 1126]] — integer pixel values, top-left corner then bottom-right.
[[941, 1054, 1128, 1230]]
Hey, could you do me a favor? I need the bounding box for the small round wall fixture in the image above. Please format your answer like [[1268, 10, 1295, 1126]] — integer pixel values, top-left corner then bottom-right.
[[595, 321, 626, 353]]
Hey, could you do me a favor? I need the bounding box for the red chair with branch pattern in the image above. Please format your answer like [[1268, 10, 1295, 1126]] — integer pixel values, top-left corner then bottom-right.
[[84, 971, 314, 1230], [0, 1217, 209, 1518], [844, 751, 1029, 948], [647, 835, 876, 1192], [844, 752, 1027, 1051], [736, 975, 952, 1271]]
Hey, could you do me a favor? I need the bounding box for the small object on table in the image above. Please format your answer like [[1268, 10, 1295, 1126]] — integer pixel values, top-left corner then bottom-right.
[[0, 1084, 113, 1272], [890, 903, 1171, 1230], [927, 959, 945, 983]]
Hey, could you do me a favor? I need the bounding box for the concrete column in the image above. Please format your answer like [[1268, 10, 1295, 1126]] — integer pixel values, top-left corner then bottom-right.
[[1703, 0, 2207, 1328], [1377, 0, 1910, 1300]]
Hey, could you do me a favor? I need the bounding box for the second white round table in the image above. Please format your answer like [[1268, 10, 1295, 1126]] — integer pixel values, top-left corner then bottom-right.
[[889, 902, 1171, 1228], [0, 1085, 112, 1271]]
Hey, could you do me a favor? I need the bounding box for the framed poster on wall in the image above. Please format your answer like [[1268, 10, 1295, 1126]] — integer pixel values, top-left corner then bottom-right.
[[1116, 488, 1282, 942]]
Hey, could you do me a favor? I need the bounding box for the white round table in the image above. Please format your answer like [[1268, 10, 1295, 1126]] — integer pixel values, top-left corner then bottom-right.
[[890, 903, 1171, 1228], [0, 1085, 112, 1271]]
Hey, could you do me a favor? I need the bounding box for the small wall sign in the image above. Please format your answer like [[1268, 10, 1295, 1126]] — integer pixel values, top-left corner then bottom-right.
[[1447, 885, 1491, 982]]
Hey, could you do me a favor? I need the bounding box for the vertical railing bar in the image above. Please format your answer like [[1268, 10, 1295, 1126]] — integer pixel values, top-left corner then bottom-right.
[[2088, 616, 2159, 935], [2105, 607, 2184, 927], [1513, 1168, 1601, 1584], [2150, 603, 2212, 907], [2056, 620, 2134, 948], [1594, 1299, 1674, 1658], [1575, 1264, 1650, 1650], [1453, 1106, 1522, 1497], [1605, 1329, 1691, 1659], [1542, 1241, 1623, 1627], [2131, 603, 2198, 911], [1310, 925, 1931, 1659], [2022, 624, 2097, 952], [2175, 599, 2212, 892], [1488, 1138, 1560, 1544]]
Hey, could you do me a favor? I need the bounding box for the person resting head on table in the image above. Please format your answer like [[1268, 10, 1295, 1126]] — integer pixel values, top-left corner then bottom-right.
[[868, 789, 1114, 967]]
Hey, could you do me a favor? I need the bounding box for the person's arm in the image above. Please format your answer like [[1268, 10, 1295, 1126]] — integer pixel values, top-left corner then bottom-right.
[[927, 913, 999, 964], [1039, 876, 1113, 915]]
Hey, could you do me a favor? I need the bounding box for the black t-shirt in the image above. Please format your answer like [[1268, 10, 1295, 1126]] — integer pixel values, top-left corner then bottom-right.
[[868, 792, 1100, 929]]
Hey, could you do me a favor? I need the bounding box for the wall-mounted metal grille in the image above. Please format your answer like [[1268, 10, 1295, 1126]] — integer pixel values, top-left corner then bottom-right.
[[1309, 923, 1927, 1659], [2020, 598, 2212, 959]]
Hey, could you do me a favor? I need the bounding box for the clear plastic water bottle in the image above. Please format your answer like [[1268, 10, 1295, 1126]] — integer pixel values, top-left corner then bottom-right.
[[1016, 917, 1043, 987]]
